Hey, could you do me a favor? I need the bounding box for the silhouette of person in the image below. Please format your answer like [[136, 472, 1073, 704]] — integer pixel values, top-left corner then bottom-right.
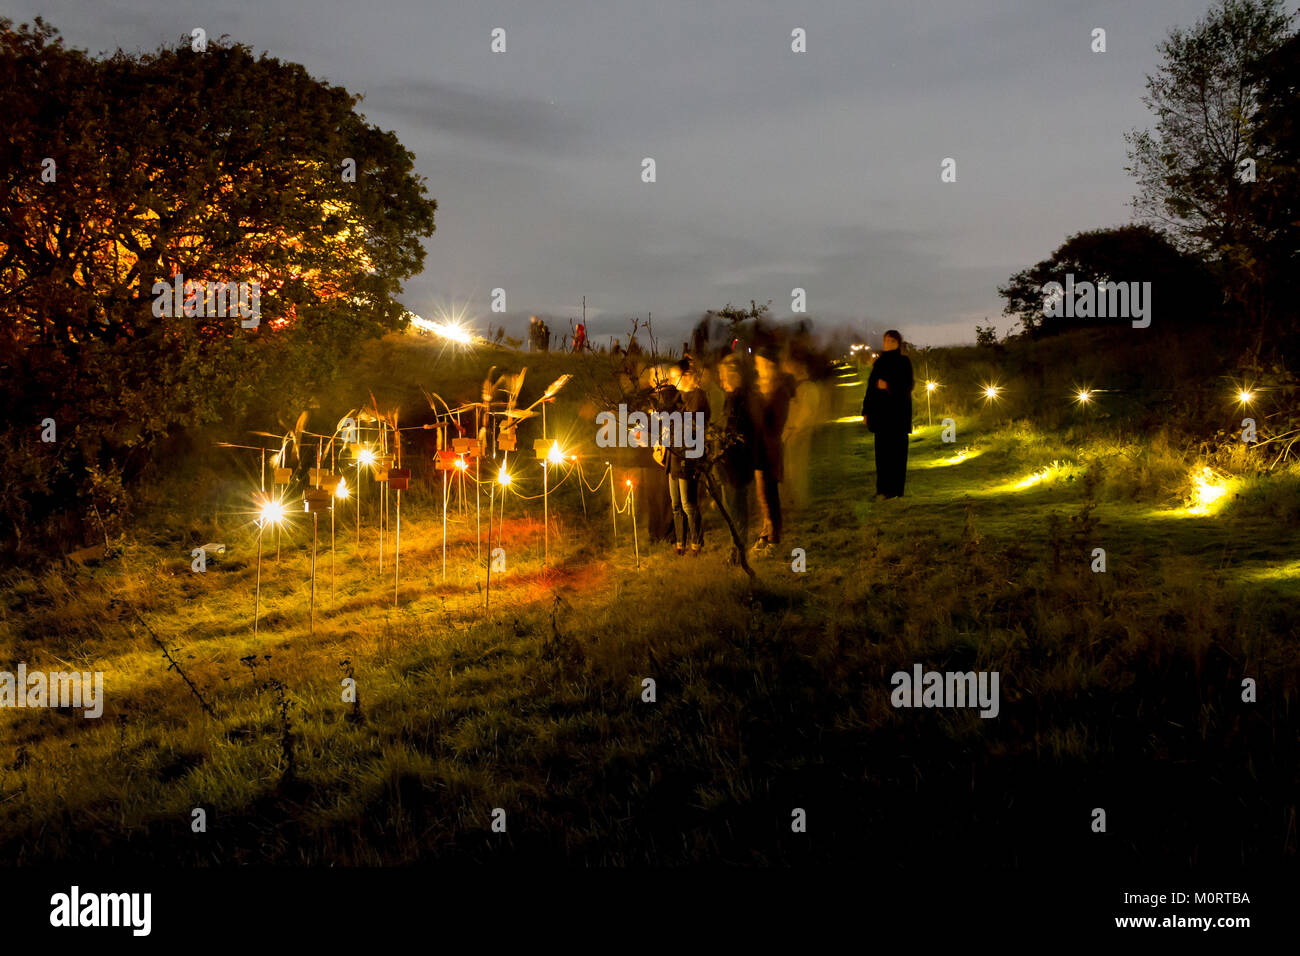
[[861, 329, 914, 498]]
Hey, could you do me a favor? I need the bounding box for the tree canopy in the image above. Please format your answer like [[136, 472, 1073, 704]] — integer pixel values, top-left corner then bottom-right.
[[0, 19, 437, 553]]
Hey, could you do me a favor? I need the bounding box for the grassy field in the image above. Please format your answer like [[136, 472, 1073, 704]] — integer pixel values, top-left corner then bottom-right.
[[1, 333, 1297, 866]]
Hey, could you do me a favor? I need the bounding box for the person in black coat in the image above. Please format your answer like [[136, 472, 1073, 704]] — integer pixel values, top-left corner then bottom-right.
[[861, 330, 914, 498], [714, 355, 756, 566], [662, 359, 711, 555]]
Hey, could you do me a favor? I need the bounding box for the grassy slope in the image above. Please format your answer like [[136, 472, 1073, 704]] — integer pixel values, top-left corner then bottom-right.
[[1, 333, 1297, 866]]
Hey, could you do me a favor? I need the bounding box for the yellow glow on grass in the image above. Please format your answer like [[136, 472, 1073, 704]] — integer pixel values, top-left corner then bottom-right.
[[1245, 560, 1300, 582], [1187, 467, 1229, 514], [919, 447, 982, 468], [997, 460, 1077, 490]]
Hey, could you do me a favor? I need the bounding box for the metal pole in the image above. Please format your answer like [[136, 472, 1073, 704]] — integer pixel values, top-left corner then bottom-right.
[[310, 512, 318, 637], [485, 481, 494, 611], [543, 460, 549, 567], [609, 465, 617, 545], [442, 469, 448, 582], [394, 488, 401, 607], [254, 520, 263, 636], [630, 482, 639, 570], [577, 459, 586, 517]]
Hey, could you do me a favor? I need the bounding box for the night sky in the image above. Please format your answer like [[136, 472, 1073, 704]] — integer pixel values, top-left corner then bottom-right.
[[9, 0, 1214, 344]]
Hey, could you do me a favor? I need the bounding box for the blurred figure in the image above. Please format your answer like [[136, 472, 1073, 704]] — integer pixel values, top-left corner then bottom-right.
[[715, 355, 756, 566], [751, 347, 795, 555], [779, 348, 829, 511], [539, 319, 551, 352], [662, 359, 710, 556], [861, 329, 914, 498], [528, 315, 539, 352], [573, 322, 586, 353]]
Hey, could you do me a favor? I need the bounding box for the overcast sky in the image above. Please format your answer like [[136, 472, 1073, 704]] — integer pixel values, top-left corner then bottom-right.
[[11, 0, 1224, 344]]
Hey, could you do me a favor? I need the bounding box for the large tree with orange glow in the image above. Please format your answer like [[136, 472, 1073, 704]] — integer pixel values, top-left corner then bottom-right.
[[0, 19, 436, 554]]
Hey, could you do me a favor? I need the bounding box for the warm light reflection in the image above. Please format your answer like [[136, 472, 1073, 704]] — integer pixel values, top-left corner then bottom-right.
[[547, 441, 565, 465], [498, 466, 512, 486], [335, 476, 349, 499], [357, 447, 376, 467]]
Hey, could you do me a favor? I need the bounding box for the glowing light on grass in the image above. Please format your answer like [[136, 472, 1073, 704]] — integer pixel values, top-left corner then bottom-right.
[[925, 447, 980, 468], [1075, 389, 1092, 404], [547, 441, 565, 465], [335, 476, 349, 499], [1004, 460, 1076, 490], [1237, 389, 1254, 405], [981, 384, 1001, 403], [1245, 559, 1300, 583], [497, 465, 512, 486], [1188, 467, 1228, 514], [356, 447, 376, 467], [926, 381, 938, 393]]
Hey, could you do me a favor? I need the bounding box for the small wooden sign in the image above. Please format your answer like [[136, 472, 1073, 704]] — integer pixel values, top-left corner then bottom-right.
[[303, 489, 333, 513], [388, 468, 411, 491], [273, 467, 292, 485]]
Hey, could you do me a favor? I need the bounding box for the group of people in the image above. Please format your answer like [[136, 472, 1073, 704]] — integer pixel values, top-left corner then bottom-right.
[[627, 326, 914, 562], [628, 338, 830, 564], [527, 315, 552, 352]]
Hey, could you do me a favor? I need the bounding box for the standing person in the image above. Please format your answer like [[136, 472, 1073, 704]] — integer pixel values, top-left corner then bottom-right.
[[528, 315, 538, 352], [540, 319, 551, 353], [660, 359, 710, 556], [714, 355, 755, 566], [751, 347, 795, 555], [573, 322, 586, 353], [861, 329, 914, 498]]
